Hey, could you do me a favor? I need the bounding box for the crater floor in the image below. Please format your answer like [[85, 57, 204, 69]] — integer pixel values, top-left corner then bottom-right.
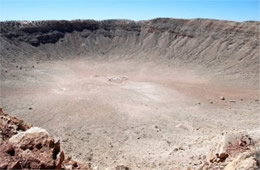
[[1, 58, 259, 169]]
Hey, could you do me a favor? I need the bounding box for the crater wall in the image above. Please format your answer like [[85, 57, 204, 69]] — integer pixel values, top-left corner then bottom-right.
[[0, 18, 259, 85]]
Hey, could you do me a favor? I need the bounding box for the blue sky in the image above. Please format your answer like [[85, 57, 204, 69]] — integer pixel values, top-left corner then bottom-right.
[[0, 0, 259, 22]]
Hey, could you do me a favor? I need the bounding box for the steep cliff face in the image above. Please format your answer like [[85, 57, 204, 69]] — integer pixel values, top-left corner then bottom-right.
[[0, 18, 259, 85]]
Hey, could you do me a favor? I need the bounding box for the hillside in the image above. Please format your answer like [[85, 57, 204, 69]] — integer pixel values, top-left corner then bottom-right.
[[1, 19, 259, 86]]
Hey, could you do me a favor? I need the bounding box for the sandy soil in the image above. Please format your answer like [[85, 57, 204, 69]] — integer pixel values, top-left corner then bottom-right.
[[1, 58, 259, 169]]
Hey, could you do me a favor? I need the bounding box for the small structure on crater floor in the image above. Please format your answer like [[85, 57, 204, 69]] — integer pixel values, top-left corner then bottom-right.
[[108, 76, 128, 83]]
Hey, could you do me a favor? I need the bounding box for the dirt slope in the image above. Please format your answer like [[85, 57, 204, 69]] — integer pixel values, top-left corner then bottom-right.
[[1, 18, 259, 86], [0, 18, 259, 169]]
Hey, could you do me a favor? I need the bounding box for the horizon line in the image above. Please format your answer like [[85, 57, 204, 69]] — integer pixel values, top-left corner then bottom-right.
[[0, 17, 259, 23]]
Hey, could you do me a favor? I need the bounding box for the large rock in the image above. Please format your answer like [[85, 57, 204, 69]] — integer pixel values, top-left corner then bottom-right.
[[208, 131, 254, 163], [0, 126, 61, 169], [0, 108, 31, 142], [0, 108, 89, 169], [224, 151, 258, 170], [203, 131, 259, 170]]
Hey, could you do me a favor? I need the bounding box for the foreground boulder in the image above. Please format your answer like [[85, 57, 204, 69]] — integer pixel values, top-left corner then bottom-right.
[[0, 108, 31, 142], [0, 108, 89, 169], [202, 131, 259, 170], [1, 108, 259, 169]]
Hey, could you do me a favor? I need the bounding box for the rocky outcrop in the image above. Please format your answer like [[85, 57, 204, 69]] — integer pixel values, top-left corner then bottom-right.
[[0, 108, 31, 142], [0, 19, 258, 47], [0, 20, 137, 46], [202, 132, 259, 170], [0, 108, 89, 169]]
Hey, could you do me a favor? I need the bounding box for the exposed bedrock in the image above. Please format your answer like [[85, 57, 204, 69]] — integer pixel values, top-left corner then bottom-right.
[[0, 18, 259, 86]]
